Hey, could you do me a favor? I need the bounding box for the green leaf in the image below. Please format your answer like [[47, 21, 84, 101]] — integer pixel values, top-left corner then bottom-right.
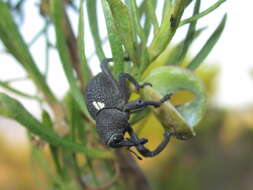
[[64, 92, 87, 145], [145, 27, 206, 72], [101, 0, 125, 76], [50, 0, 89, 116], [126, 0, 150, 77], [42, 110, 53, 129], [187, 14, 227, 70], [126, 0, 147, 43], [78, 0, 91, 85], [41, 110, 65, 178], [165, 27, 206, 66], [0, 1, 57, 105], [179, 0, 226, 27], [143, 13, 152, 38], [175, 0, 200, 65], [0, 93, 113, 159], [141, 0, 158, 38], [87, 0, 106, 61], [143, 66, 207, 138], [148, 1, 173, 61], [0, 80, 40, 101], [146, 0, 159, 34], [31, 147, 62, 187], [107, 0, 138, 64], [148, 0, 191, 61]]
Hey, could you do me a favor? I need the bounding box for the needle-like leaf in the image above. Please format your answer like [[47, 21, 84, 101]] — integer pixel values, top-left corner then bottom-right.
[[87, 0, 106, 61], [101, 0, 125, 76], [50, 0, 89, 116], [187, 14, 227, 70]]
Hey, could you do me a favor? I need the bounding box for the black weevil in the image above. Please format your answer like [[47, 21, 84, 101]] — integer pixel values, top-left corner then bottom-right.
[[85, 58, 177, 158]]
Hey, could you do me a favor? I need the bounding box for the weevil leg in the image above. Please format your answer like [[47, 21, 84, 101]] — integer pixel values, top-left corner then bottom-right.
[[101, 57, 130, 76], [123, 93, 173, 113], [108, 138, 148, 148], [100, 58, 117, 87], [108, 139, 135, 148], [101, 57, 150, 100], [136, 132, 173, 157], [119, 73, 152, 99], [127, 127, 174, 157], [101, 57, 132, 92], [119, 73, 152, 91]]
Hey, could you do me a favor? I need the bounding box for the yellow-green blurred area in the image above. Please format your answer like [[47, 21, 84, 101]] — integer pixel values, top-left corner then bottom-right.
[[1, 65, 253, 190], [0, 136, 35, 190]]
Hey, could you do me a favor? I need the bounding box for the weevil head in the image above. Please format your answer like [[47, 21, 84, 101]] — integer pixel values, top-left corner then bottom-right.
[[95, 109, 129, 147]]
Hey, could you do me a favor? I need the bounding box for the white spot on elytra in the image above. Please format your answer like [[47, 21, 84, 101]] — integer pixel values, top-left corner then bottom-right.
[[97, 102, 105, 109], [92, 101, 105, 110]]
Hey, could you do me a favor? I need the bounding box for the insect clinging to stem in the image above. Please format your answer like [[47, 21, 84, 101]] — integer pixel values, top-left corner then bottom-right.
[[85, 58, 179, 159]]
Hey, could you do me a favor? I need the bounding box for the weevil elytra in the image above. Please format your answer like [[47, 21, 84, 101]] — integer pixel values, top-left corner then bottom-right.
[[85, 58, 177, 158]]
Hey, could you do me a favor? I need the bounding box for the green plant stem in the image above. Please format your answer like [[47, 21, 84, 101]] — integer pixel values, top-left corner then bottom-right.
[[179, 0, 226, 27]]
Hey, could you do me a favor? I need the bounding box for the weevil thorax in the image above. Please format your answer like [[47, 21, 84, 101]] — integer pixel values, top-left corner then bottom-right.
[[95, 108, 129, 145]]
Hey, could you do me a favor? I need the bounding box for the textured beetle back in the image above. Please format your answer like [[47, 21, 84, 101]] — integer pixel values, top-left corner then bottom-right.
[[85, 73, 126, 119], [96, 109, 128, 144]]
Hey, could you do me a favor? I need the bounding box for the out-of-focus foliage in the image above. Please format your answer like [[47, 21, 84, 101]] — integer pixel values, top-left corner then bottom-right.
[[0, 135, 39, 190]]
